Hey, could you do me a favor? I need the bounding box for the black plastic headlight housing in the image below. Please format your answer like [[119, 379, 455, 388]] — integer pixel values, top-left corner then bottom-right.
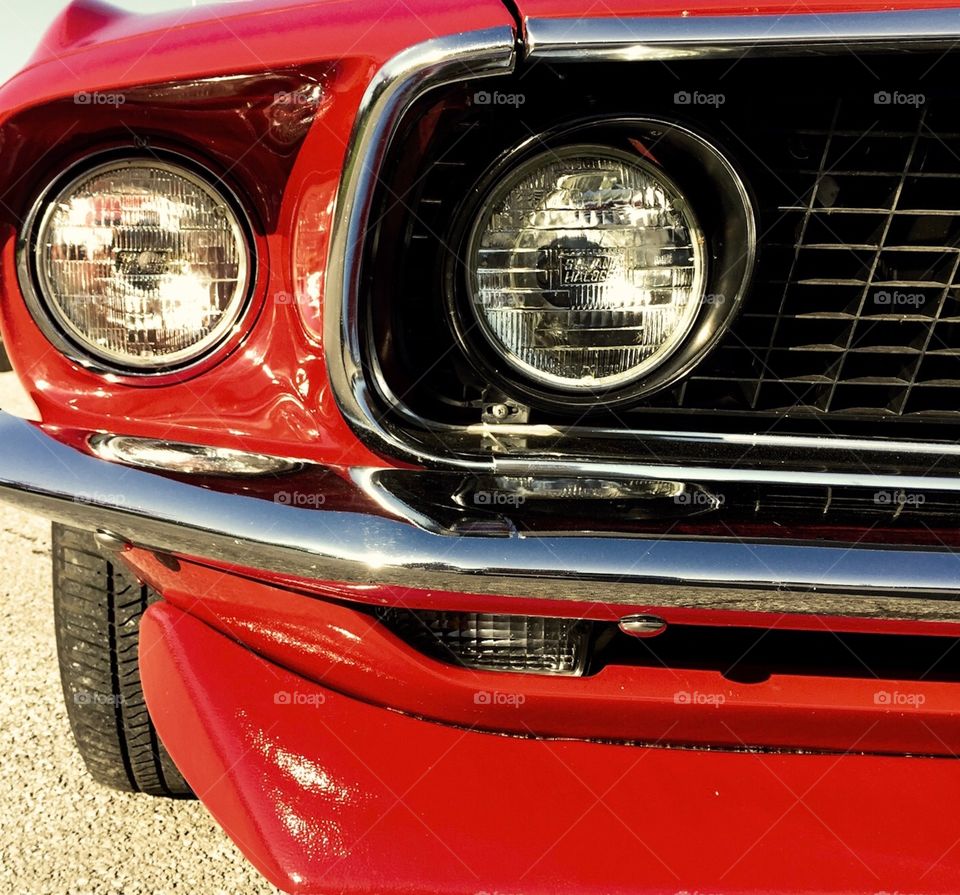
[[447, 118, 756, 410]]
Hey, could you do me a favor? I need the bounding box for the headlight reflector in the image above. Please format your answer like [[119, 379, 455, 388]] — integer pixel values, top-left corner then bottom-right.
[[31, 159, 251, 371], [467, 145, 706, 391]]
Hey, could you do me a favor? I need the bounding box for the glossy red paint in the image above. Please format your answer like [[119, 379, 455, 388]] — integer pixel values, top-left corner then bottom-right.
[[141, 602, 960, 895], [0, 0, 953, 472], [123, 547, 960, 755], [2, 0, 957, 467], [0, 0, 514, 468], [6, 1, 960, 885]]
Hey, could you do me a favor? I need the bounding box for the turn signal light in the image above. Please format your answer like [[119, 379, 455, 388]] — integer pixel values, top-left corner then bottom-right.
[[379, 609, 592, 676]]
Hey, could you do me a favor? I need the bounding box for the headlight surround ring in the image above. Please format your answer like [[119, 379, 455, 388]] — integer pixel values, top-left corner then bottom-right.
[[18, 150, 257, 379], [446, 118, 756, 412]]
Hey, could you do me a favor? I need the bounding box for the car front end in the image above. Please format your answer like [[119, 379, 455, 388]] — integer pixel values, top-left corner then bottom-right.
[[4, 0, 960, 892]]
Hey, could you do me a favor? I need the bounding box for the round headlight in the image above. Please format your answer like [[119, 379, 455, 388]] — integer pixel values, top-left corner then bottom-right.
[[28, 158, 252, 372], [466, 144, 707, 392]]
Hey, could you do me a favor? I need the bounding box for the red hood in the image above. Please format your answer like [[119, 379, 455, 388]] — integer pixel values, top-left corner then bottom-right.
[[45, 0, 960, 72], [31, 0, 960, 91], [0, 0, 512, 123], [27, 0, 347, 71]]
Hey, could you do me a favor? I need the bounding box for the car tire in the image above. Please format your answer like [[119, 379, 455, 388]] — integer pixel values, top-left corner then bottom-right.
[[52, 523, 193, 797], [0, 341, 11, 373]]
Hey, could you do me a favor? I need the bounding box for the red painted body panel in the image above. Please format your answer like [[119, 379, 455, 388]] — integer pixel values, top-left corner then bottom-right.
[[141, 602, 960, 895], [124, 547, 960, 755], [4, 2, 960, 890], [6, 0, 949, 467]]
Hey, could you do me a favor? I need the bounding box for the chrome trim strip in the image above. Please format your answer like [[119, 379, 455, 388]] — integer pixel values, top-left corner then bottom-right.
[[89, 434, 303, 477], [466, 423, 960, 457], [3, 412, 960, 624], [324, 27, 517, 468], [70, 428, 960, 493], [491, 457, 960, 492], [525, 9, 960, 61], [349, 466, 453, 535], [325, 16, 960, 479]]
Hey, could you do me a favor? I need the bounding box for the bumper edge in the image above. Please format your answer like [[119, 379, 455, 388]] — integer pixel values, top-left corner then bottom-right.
[[4, 411, 960, 621]]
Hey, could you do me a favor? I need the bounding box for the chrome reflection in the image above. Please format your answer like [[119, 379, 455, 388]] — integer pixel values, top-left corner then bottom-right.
[[4, 413, 960, 623], [90, 434, 301, 477], [449, 474, 725, 523], [619, 616, 668, 638], [525, 10, 960, 62]]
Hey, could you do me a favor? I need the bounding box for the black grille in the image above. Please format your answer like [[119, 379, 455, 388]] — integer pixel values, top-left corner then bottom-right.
[[680, 109, 960, 420], [365, 54, 960, 440]]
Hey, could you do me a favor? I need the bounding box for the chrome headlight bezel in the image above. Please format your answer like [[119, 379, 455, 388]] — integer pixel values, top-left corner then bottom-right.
[[18, 150, 257, 378], [446, 118, 756, 411]]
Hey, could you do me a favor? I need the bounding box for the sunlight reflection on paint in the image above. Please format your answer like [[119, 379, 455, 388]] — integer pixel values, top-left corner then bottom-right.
[[247, 725, 366, 861]]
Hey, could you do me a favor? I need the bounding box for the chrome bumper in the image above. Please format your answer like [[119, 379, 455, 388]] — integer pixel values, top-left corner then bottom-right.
[[2, 412, 960, 623]]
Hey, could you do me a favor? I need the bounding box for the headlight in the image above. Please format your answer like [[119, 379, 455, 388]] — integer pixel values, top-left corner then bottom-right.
[[26, 157, 252, 372], [466, 144, 707, 392]]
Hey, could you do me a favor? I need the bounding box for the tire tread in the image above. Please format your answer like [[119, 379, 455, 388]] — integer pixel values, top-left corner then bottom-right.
[[53, 524, 192, 797]]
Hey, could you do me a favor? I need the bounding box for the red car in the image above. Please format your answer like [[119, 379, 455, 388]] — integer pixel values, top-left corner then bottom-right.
[[3, 0, 960, 891]]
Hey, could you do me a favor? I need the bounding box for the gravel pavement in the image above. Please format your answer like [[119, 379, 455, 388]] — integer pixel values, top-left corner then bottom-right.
[[0, 372, 282, 895]]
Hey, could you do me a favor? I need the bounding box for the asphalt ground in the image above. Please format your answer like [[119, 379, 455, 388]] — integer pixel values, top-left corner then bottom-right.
[[0, 371, 282, 894]]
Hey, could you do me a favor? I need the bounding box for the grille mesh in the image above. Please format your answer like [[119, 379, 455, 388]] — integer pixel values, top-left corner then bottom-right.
[[677, 103, 960, 420]]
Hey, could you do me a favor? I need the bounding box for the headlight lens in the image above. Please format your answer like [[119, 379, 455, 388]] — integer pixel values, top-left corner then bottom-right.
[[467, 145, 706, 391], [32, 159, 251, 370]]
